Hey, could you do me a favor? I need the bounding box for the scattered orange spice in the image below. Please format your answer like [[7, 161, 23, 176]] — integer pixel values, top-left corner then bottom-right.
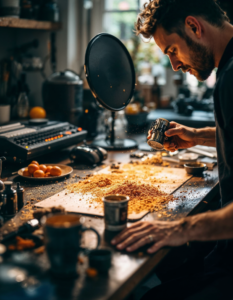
[[86, 268, 98, 278], [67, 155, 176, 215], [8, 236, 35, 251], [78, 257, 84, 264]]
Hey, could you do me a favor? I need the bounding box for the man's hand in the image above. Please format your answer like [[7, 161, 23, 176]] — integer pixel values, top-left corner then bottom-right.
[[111, 203, 233, 253], [147, 121, 197, 152], [163, 122, 198, 151], [148, 122, 216, 150], [111, 220, 188, 254]]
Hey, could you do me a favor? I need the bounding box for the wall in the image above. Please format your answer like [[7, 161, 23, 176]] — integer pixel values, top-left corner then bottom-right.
[[15, 29, 51, 108], [0, 0, 81, 109], [0, 28, 17, 58], [77, 0, 104, 72]]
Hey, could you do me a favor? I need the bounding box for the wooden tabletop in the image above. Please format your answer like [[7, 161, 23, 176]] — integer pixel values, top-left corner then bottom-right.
[[0, 147, 219, 300]]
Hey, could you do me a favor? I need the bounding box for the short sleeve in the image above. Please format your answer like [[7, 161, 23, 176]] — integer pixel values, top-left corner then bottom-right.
[[218, 67, 233, 134]]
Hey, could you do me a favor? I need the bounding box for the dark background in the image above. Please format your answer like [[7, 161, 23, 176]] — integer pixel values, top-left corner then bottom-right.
[[219, 0, 233, 21]]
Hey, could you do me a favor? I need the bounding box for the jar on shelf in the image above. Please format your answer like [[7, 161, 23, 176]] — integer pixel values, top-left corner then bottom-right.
[[42, 0, 60, 22], [0, 0, 20, 18]]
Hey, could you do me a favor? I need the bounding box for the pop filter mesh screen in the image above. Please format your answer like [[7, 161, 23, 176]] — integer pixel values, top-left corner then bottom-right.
[[85, 34, 135, 111]]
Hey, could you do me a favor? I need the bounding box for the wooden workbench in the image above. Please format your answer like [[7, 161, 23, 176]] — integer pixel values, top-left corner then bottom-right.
[[0, 146, 219, 300]]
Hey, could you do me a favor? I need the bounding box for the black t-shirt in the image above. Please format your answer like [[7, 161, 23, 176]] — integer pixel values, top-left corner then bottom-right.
[[211, 37, 233, 276], [214, 37, 233, 206]]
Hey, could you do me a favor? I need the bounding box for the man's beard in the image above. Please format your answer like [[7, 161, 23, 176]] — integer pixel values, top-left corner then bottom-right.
[[181, 34, 215, 81]]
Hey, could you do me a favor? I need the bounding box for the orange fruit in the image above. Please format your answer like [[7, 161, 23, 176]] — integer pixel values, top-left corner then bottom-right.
[[39, 165, 47, 172], [28, 164, 39, 174], [31, 161, 39, 166], [46, 166, 52, 172], [86, 268, 98, 278], [33, 170, 45, 178], [23, 168, 31, 177], [29, 107, 46, 119], [125, 104, 140, 115], [50, 166, 62, 176], [44, 172, 51, 177]]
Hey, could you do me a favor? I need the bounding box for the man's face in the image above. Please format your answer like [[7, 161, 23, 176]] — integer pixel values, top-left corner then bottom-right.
[[154, 26, 215, 81]]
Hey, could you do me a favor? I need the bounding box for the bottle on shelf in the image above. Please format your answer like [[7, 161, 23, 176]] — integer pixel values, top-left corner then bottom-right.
[[0, 181, 18, 218], [17, 72, 30, 118], [17, 92, 29, 118], [16, 182, 24, 210]]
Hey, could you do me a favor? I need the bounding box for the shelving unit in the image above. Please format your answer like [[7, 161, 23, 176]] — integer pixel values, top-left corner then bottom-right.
[[0, 17, 61, 30]]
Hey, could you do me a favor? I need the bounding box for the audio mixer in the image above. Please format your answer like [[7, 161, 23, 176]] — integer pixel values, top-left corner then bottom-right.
[[0, 121, 87, 161]]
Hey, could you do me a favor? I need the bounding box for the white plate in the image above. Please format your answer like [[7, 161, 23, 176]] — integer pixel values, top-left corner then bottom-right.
[[18, 164, 73, 180]]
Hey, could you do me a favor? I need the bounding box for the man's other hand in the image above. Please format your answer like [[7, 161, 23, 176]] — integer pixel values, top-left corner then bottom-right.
[[111, 220, 188, 254]]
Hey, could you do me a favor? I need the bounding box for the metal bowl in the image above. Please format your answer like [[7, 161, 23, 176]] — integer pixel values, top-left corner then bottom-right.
[[184, 163, 207, 175]]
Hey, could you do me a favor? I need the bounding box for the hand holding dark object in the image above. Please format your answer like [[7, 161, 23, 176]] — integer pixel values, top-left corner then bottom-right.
[[111, 220, 188, 254], [163, 121, 197, 152], [147, 122, 216, 150]]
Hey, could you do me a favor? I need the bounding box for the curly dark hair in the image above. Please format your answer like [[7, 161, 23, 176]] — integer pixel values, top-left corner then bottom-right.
[[136, 0, 229, 39]]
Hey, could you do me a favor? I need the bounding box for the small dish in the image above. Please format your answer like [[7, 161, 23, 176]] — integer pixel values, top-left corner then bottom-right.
[[18, 164, 73, 181], [184, 163, 207, 175], [178, 153, 198, 164]]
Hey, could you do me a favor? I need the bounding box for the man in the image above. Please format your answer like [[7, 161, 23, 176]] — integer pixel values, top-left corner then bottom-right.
[[111, 0, 233, 298]]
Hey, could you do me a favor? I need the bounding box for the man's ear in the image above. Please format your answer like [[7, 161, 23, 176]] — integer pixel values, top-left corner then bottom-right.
[[185, 16, 202, 39]]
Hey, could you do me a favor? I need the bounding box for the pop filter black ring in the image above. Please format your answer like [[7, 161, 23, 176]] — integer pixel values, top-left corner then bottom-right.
[[84, 33, 136, 111]]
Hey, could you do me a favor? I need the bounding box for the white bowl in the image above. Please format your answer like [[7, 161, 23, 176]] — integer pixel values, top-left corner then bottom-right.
[[178, 153, 198, 164]]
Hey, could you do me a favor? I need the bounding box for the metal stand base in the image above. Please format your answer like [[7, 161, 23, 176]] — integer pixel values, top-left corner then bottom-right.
[[92, 138, 138, 151]]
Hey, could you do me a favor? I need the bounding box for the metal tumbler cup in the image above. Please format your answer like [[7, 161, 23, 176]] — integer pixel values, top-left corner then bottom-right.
[[103, 195, 129, 232], [147, 118, 170, 150]]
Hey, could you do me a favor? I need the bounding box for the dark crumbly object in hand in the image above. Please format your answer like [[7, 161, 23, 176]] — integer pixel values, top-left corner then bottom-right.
[[149, 120, 158, 131]]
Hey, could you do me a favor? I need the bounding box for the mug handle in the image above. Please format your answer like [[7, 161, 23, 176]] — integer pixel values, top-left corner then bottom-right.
[[80, 226, 101, 252], [204, 166, 208, 171]]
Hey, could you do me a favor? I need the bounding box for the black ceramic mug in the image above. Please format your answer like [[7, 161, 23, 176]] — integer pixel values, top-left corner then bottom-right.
[[43, 214, 100, 277]]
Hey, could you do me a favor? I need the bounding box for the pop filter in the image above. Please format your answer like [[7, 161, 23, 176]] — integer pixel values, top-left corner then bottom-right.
[[84, 33, 137, 150]]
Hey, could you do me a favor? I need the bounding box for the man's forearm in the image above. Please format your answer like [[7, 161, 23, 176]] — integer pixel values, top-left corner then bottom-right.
[[180, 202, 233, 242], [195, 127, 216, 147]]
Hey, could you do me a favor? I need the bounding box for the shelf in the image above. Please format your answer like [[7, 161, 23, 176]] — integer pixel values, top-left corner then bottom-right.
[[0, 17, 61, 30]]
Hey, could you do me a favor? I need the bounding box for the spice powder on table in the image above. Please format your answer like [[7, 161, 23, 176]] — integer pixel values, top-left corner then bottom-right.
[[67, 161, 176, 215]]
